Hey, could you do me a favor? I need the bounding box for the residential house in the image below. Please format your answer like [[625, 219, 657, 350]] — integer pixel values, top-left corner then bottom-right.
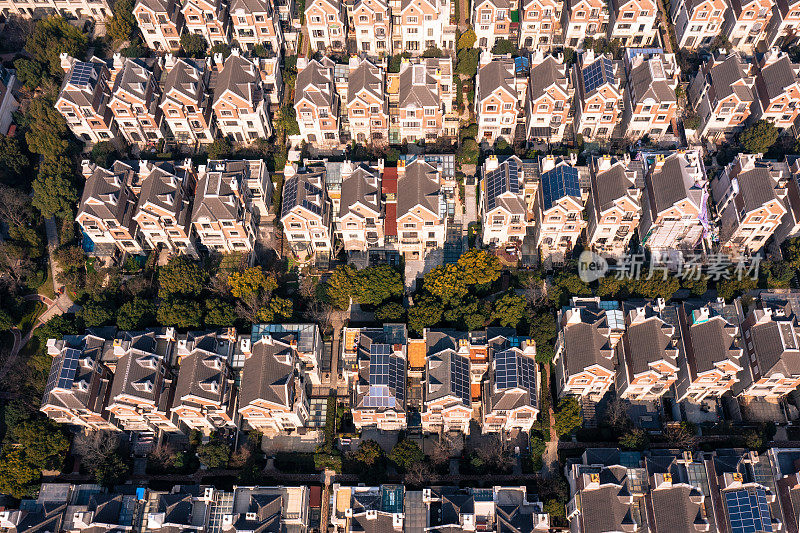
[[40, 333, 117, 431], [251, 323, 325, 385], [346, 58, 389, 145], [562, 0, 609, 48], [394, 0, 455, 54], [76, 161, 143, 257], [639, 151, 707, 258], [566, 459, 643, 533], [525, 51, 572, 143], [422, 487, 495, 531], [574, 51, 623, 140], [294, 57, 341, 148], [330, 485, 406, 532], [671, 0, 728, 49], [764, 0, 800, 48], [280, 163, 334, 259], [337, 163, 384, 252], [535, 154, 586, 266], [723, 0, 773, 52], [181, 0, 230, 46], [674, 302, 744, 402], [259, 55, 283, 109], [108, 56, 164, 147], [476, 53, 519, 146], [191, 162, 258, 254], [159, 55, 216, 145], [229, 0, 284, 53], [518, 0, 562, 50], [472, 0, 515, 49], [396, 158, 446, 260], [0, 0, 111, 19], [554, 303, 615, 399], [352, 342, 407, 431], [608, 0, 657, 45], [615, 302, 679, 401], [421, 331, 474, 435], [306, 0, 347, 51], [623, 51, 679, 141], [713, 154, 788, 256], [238, 334, 310, 435], [397, 58, 455, 143], [770, 447, 800, 533], [755, 50, 800, 131], [144, 486, 213, 532], [171, 331, 237, 434], [739, 303, 800, 399], [71, 493, 143, 531], [56, 55, 116, 144], [211, 50, 271, 143], [105, 330, 178, 433], [133, 0, 184, 52], [586, 154, 641, 259], [0, 65, 18, 135], [688, 51, 756, 141], [483, 341, 539, 434], [222, 486, 310, 532], [480, 155, 529, 248], [0, 494, 67, 533], [493, 486, 551, 531], [353, 0, 390, 56], [132, 160, 198, 257], [643, 455, 712, 533]]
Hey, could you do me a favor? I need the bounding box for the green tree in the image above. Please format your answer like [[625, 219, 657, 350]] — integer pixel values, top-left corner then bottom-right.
[[0, 135, 31, 187], [326, 264, 357, 310], [422, 47, 443, 58], [159, 256, 206, 297], [180, 32, 207, 57], [424, 263, 469, 304], [492, 292, 527, 329], [554, 397, 583, 437], [351, 440, 384, 467], [455, 48, 480, 76], [718, 275, 758, 302], [530, 311, 557, 364], [24, 98, 72, 158], [0, 309, 13, 331], [12, 419, 70, 471], [457, 28, 477, 49], [740, 119, 779, 154], [13, 59, 45, 91], [32, 168, 78, 219], [26, 16, 88, 76], [388, 439, 424, 471], [491, 38, 516, 54], [92, 451, 131, 487], [549, 273, 590, 306], [207, 137, 233, 159], [197, 440, 231, 468], [457, 249, 501, 285], [275, 106, 301, 136], [156, 299, 203, 329], [784, 236, 800, 268], [227, 267, 277, 299], [90, 141, 119, 167], [376, 302, 405, 322], [252, 44, 270, 58], [204, 298, 236, 327], [210, 43, 232, 58], [79, 297, 115, 327], [106, 0, 137, 43], [117, 297, 156, 330], [457, 138, 479, 164], [619, 428, 649, 450], [353, 265, 403, 306], [0, 448, 40, 498], [256, 296, 293, 322], [408, 298, 444, 334], [460, 123, 477, 141]]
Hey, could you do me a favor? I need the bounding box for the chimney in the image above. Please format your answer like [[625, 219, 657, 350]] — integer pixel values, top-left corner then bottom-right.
[[231, 47, 241, 57], [485, 155, 500, 172], [213, 52, 224, 66], [163, 53, 177, 70], [480, 50, 493, 68], [113, 52, 124, 70], [597, 155, 612, 172], [60, 53, 72, 73], [349, 55, 360, 72], [653, 472, 673, 489], [583, 49, 596, 66], [541, 154, 556, 173], [283, 161, 297, 178], [296, 57, 308, 72]]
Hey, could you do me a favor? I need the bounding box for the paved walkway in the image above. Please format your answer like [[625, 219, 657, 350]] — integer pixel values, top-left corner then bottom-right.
[[541, 365, 559, 479]]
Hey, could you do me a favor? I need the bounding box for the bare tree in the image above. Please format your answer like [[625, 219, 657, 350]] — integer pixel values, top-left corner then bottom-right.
[[404, 462, 433, 486], [73, 431, 121, 464], [0, 185, 32, 229], [476, 434, 515, 472], [430, 434, 454, 468], [523, 274, 547, 307], [605, 397, 630, 430], [665, 423, 698, 450]]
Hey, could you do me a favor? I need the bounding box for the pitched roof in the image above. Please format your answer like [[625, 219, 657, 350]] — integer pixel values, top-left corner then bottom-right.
[[648, 485, 707, 533], [397, 159, 440, 217], [281, 169, 328, 219], [477, 58, 515, 103], [484, 156, 524, 212], [562, 308, 614, 376], [735, 166, 778, 214], [213, 53, 261, 108], [646, 154, 703, 215], [540, 163, 581, 211], [686, 314, 740, 375], [758, 56, 799, 102], [622, 309, 676, 376], [425, 349, 471, 405], [172, 347, 230, 406], [348, 59, 384, 106], [529, 55, 566, 101], [191, 164, 244, 223], [112, 58, 156, 105], [79, 162, 139, 227], [578, 483, 638, 533], [59, 59, 107, 108], [399, 61, 439, 108], [592, 162, 633, 212], [749, 310, 800, 377], [295, 58, 336, 109], [707, 54, 754, 104], [161, 58, 205, 107], [230, 0, 270, 13], [137, 164, 190, 223], [339, 166, 380, 218], [628, 57, 676, 104], [239, 336, 297, 410]]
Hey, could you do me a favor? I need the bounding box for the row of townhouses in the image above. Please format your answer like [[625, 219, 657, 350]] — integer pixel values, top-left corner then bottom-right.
[[55, 50, 282, 146], [0, 481, 551, 532], [39, 292, 800, 439], [76, 158, 272, 258], [567, 446, 800, 533]]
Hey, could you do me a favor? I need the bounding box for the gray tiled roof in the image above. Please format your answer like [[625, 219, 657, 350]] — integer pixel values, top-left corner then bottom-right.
[[295, 58, 336, 109], [758, 56, 799, 102], [161, 58, 205, 107], [628, 59, 675, 104], [397, 159, 440, 217], [192, 164, 243, 223], [213, 54, 261, 108], [562, 308, 614, 377], [686, 315, 740, 375], [648, 485, 707, 533], [735, 166, 778, 214], [477, 58, 515, 103], [399, 61, 438, 108], [239, 337, 297, 410], [529, 56, 567, 102], [348, 59, 383, 106], [592, 162, 633, 212], [646, 154, 702, 215], [172, 348, 229, 406], [339, 166, 380, 218], [622, 310, 676, 376]]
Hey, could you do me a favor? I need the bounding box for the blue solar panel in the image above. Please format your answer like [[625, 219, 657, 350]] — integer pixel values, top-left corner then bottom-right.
[[725, 488, 773, 533], [42, 347, 82, 404], [541, 165, 581, 210], [70, 62, 95, 88], [450, 354, 470, 405], [495, 349, 537, 406], [364, 344, 405, 408], [485, 159, 521, 211], [281, 177, 298, 218], [582, 57, 614, 94]]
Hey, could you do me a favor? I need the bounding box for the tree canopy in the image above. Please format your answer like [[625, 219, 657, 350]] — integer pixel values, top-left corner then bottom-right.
[[25, 16, 88, 76], [457, 28, 477, 50], [554, 397, 583, 437], [159, 256, 207, 297], [106, 0, 137, 43], [180, 32, 208, 58], [492, 292, 526, 328], [740, 119, 779, 154], [389, 439, 425, 472]]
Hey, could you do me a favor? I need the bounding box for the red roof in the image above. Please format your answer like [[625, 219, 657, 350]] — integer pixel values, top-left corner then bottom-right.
[[382, 167, 398, 194], [309, 485, 322, 508]]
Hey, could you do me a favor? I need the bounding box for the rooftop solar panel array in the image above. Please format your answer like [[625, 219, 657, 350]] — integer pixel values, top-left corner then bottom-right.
[[583, 57, 614, 94], [540, 165, 581, 211], [281, 177, 298, 218], [42, 347, 82, 403], [485, 159, 521, 211], [725, 488, 772, 533], [450, 354, 471, 405], [495, 349, 537, 406], [364, 344, 406, 408], [69, 62, 96, 88], [302, 181, 323, 215]]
